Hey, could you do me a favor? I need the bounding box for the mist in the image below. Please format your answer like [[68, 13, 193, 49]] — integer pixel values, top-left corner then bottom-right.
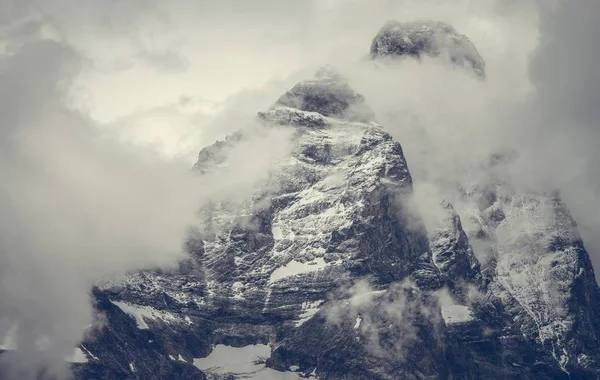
[[0, 0, 599, 378], [0, 21, 293, 380], [333, 0, 600, 273], [525, 0, 600, 269]]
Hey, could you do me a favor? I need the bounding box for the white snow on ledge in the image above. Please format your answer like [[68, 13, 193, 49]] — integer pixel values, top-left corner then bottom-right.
[[441, 305, 474, 324], [193, 344, 315, 379], [354, 316, 362, 329], [111, 300, 179, 329], [269, 258, 328, 283], [295, 301, 323, 327]]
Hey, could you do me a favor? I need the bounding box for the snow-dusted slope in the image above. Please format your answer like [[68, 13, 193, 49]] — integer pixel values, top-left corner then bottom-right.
[[462, 182, 600, 377]]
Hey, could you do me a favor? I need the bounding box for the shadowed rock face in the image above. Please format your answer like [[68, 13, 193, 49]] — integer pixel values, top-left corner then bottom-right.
[[48, 23, 600, 380], [370, 20, 486, 78]]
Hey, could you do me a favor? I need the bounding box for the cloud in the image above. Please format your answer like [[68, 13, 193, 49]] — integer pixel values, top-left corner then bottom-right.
[[323, 279, 452, 363], [321, 0, 600, 277], [0, 24, 294, 380], [56, 0, 541, 157], [522, 0, 600, 268], [332, 46, 535, 238], [104, 98, 209, 161]]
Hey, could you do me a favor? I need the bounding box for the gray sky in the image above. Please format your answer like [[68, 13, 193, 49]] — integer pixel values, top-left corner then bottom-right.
[[517, 0, 600, 272], [0, 0, 598, 378]]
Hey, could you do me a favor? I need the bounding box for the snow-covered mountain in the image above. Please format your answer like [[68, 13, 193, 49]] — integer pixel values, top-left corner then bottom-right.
[[64, 21, 600, 380]]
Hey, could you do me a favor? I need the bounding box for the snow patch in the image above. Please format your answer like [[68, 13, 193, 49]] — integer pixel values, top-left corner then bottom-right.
[[295, 301, 323, 327], [354, 316, 362, 329], [270, 258, 328, 283], [272, 226, 283, 240], [194, 344, 305, 379], [169, 353, 187, 363], [232, 281, 246, 300], [81, 345, 99, 361], [111, 300, 179, 329], [441, 305, 474, 324], [65, 347, 88, 363]]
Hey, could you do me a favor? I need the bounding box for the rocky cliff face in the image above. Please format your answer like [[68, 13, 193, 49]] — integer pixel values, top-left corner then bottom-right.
[[65, 21, 600, 380]]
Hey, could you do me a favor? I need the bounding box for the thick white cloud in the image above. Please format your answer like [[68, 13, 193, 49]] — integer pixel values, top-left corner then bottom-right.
[[0, 6, 294, 377]]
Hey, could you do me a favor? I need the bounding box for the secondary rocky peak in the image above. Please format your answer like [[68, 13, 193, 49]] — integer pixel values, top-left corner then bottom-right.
[[370, 20, 486, 78], [275, 65, 374, 122], [430, 202, 482, 287]]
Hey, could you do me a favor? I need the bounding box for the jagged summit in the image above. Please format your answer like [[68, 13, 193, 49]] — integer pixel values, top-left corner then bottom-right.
[[194, 67, 376, 174], [275, 65, 374, 122], [370, 20, 486, 78]]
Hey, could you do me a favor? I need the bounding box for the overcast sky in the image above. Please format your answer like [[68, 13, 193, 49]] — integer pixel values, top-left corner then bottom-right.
[[6, 0, 539, 159], [0, 0, 599, 378]]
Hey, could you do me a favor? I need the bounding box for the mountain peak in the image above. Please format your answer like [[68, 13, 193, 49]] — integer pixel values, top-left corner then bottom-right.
[[370, 20, 486, 78], [275, 65, 374, 122]]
